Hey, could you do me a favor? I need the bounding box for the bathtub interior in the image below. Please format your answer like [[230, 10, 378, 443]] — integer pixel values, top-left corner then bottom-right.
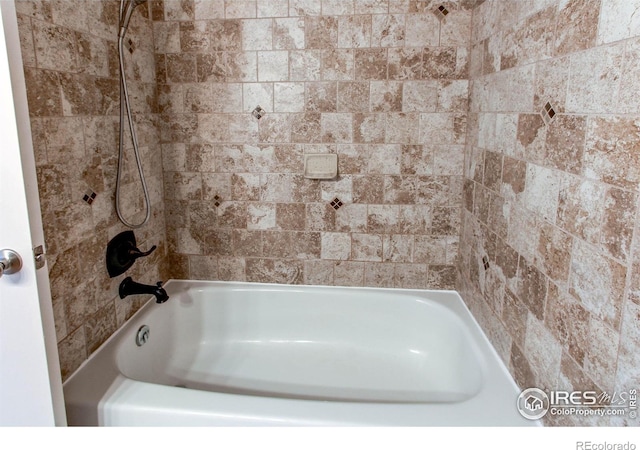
[[114, 284, 485, 404]]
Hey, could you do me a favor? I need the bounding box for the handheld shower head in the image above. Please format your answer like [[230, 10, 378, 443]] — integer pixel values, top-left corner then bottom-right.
[[119, 0, 147, 38]]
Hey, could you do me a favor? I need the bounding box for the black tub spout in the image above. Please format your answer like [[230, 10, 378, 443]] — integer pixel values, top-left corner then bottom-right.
[[119, 277, 169, 304]]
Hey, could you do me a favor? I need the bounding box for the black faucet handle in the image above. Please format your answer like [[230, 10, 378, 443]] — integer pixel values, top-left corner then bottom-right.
[[129, 244, 157, 259]]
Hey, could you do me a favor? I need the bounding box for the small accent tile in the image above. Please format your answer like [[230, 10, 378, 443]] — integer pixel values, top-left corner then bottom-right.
[[434, 5, 450, 20], [482, 255, 490, 270], [82, 190, 96, 205], [252, 105, 266, 120], [541, 101, 557, 125], [214, 195, 222, 207], [127, 38, 135, 54], [330, 197, 343, 210]]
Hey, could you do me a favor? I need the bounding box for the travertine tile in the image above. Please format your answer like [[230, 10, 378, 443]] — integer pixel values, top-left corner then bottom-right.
[[583, 318, 620, 391], [246, 258, 303, 284], [405, 14, 439, 47], [321, 232, 352, 260], [354, 48, 388, 80], [306, 16, 338, 49], [290, 49, 322, 80], [369, 81, 401, 112], [364, 262, 395, 287], [598, 0, 640, 44], [274, 18, 305, 49], [257, 51, 289, 81], [242, 18, 273, 51], [523, 163, 560, 224], [569, 239, 626, 331], [524, 313, 563, 391], [337, 82, 370, 112], [371, 14, 405, 47], [338, 15, 372, 48], [194, 0, 224, 20], [566, 43, 623, 114], [394, 263, 427, 289], [225, 0, 256, 19], [274, 82, 305, 112], [322, 49, 355, 80], [583, 117, 640, 190], [257, 0, 288, 17], [290, 0, 322, 16], [554, 0, 599, 56], [334, 261, 364, 286], [355, 0, 389, 14], [306, 82, 338, 112], [321, 113, 353, 143]]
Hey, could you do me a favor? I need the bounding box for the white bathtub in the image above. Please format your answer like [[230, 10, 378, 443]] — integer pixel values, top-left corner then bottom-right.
[[63, 281, 537, 426]]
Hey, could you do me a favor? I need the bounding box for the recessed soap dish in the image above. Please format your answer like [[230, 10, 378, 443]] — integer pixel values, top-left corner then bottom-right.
[[304, 153, 338, 180]]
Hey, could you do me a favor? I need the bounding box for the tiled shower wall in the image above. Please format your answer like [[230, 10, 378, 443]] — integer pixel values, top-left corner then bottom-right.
[[156, 0, 472, 287], [459, 0, 640, 425], [16, 0, 167, 379]]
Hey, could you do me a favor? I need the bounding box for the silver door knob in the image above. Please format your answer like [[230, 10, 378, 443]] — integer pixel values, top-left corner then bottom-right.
[[0, 249, 22, 279]]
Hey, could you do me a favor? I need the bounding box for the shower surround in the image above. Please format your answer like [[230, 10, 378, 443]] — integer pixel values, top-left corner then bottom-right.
[[459, 0, 640, 426], [13, 0, 640, 427], [155, 0, 470, 288], [16, 0, 167, 379]]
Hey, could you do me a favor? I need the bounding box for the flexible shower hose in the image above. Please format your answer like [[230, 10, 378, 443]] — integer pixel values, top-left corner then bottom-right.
[[115, 0, 151, 229]]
